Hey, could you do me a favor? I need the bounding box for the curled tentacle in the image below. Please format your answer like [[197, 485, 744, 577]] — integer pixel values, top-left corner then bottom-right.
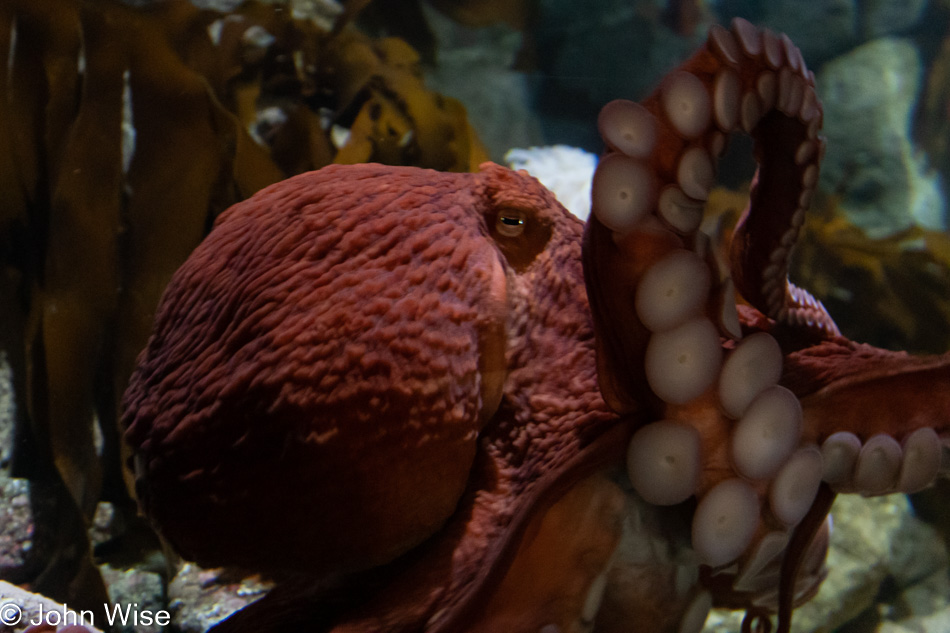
[[584, 17, 836, 416], [775, 482, 835, 633], [741, 610, 773, 633], [584, 17, 859, 633]]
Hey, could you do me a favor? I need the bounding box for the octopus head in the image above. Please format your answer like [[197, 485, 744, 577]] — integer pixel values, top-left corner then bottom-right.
[[120, 162, 582, 578]]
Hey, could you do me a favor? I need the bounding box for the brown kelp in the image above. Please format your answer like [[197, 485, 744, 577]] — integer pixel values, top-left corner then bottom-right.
[[0, 0, 485, 608]]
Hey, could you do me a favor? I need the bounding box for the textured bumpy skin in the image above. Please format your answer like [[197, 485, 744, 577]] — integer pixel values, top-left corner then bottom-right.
[[123, 162, 622, 631], [124, 164, 503, 573]]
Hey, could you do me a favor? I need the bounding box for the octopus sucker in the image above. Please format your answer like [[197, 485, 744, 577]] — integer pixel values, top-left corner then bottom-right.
[[598, 98, 657, 159], [691, 478, 761, 567], [718, 332, 783, 419], [852, 434, 903, 494], [585, 16, 950, 633], [819, 431, 861, 486], [676, 146, 716, 201], [644, 317, 723, 404], [898, 427, 943, 493], [661, 71, 712, 140], [590, 153, 656, 233], [657, 184, 704, 233], [768, 447, 823, 526], [712, 68, 741, 131], [626, 420, 702, 505], [756, 71, 777, 111], [739, 92, 763, 134], [634, 248, 710, 332], [730, 385, 803, 481], [816, 426, 945, 497]]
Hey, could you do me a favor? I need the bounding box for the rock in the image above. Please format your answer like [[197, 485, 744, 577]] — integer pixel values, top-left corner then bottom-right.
[[883, 568, 950, 627], [702, 493, 948, 632], [759, 0, 858, 62], [505, 145, 597, 221], [862, 0, 930, 39], [0, 479, 33, 583], [794, 494, 946, 631], [817, 38, 945, 237], [878, 604, 950, 633], [420, 3, 544, 161], [528, 0, 703, 149], [719, 0, 928, 63], [0, 353, 13, 474], [99, 564, 166, 633], [167, 564, 272, 633], [0, 580, 105, 632], [88, 502, 122, 549], [0, 478, 58, 586]]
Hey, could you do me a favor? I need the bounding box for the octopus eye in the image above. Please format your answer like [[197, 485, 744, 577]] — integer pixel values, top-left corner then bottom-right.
[[495, 209, 526, 237], [489, 204, 551, 272]]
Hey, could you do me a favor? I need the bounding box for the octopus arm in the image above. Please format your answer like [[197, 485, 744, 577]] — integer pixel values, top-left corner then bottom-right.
[[582, 17, 950, 633]]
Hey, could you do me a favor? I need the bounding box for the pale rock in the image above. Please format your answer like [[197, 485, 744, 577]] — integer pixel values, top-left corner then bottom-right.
[[817, 38, 945, 237]]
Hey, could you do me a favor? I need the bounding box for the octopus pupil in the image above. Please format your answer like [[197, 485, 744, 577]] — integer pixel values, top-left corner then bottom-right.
[[496, 212, 526, 237]]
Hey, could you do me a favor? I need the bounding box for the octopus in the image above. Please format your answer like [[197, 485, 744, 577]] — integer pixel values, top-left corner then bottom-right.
[[121, 18, 950, 633]]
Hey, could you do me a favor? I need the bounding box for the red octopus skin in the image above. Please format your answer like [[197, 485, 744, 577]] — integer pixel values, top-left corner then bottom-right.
[[124, 19, 950, 633], [122, 162, 623, 631]]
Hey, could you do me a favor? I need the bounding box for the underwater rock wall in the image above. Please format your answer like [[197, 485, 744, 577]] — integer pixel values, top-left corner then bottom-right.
[[818, 38, 944, 236], [419, 3, 545, 162]]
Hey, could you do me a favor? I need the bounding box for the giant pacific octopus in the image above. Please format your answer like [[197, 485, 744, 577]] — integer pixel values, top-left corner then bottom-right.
[[121, 19, 950, 633]]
